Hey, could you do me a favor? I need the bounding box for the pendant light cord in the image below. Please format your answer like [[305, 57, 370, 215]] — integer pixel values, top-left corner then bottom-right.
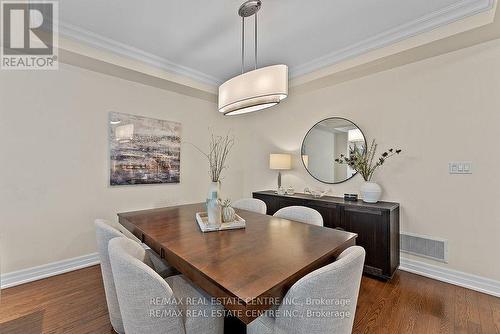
[[254, 12, 258, 70], [241, 17, 245, 74], [241, 10, 259, 74]]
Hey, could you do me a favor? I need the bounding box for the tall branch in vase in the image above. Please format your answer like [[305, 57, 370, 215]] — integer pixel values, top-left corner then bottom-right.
[[187, 131, 235, 224], [335, 139, 402, 203], [191, 132, 235, 182], [335, 139, 401, 181], [208, 133, 234, 182]]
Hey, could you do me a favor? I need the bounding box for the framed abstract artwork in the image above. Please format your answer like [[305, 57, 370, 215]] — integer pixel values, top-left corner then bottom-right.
[[109, 112, 181, 185]]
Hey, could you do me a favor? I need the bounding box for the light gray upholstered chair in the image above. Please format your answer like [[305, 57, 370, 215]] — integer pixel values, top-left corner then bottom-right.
[[108, 237, 224, 334], [232, 198, 267, 214], [95, 219, 177, 278], [95, 220, 127, 334], [273, 206, 323, 226], [95, 220, 178, 333], [248, 246, 365, 334]]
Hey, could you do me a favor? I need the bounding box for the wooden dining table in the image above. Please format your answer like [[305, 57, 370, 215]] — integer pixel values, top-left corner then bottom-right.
[[118, 203, 357, 328]]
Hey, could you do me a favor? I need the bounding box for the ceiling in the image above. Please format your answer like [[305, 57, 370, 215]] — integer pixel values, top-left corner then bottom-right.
[[59, 0, 494, 85]]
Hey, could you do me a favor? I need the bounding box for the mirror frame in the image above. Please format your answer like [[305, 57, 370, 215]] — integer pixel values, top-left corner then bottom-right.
[[300, 117, 367, 184]]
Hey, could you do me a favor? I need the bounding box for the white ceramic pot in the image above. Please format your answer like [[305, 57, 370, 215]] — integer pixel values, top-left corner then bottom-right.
[[360, 181, 382, 203], [207, 181, 221, 224]]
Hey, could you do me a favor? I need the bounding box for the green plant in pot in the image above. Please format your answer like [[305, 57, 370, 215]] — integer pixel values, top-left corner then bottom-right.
[[335, 139, 401, 203]]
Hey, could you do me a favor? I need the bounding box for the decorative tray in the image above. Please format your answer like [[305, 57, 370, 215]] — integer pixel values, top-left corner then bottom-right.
[[196, 212, 246, 232]]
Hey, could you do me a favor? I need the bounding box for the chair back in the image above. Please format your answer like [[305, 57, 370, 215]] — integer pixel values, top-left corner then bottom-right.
[[275, 246, 365, 334], [96, 218, 141, 243], [108, 237, 185, 334], [232, 198, 267, 214], [273, 206, 323, 226], [95, 220, 126, 334]]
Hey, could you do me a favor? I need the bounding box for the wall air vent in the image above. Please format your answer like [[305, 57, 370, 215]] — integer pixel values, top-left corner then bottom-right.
[[400, 232, 448, 263]]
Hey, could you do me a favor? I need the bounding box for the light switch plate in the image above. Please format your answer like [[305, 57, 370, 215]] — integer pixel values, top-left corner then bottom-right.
[[449, 162, 472, 174]]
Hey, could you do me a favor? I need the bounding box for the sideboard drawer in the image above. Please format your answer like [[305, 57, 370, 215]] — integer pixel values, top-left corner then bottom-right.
[[344, 206, 383, 215], [277, 197, 341, 228], [278, 197, 304, 208], [308, 203, 342, 229]]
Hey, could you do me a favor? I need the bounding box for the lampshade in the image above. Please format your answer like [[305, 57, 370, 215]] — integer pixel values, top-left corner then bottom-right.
[[269, 153, 292, 170], [218, 65, 288, 116]]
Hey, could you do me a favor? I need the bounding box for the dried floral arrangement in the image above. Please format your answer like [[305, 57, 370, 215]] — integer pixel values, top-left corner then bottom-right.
[[335, 139, 401, 181], [189, 132, 235, 182]]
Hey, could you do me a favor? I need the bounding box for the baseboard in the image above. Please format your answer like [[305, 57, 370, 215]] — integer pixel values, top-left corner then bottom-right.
[[1, 253, 100, 289], [2, 252, 499, 298], [399, 257, 500, 297]]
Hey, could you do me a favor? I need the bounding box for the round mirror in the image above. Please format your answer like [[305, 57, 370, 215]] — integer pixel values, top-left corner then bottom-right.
[[301, 117, 366, 184]]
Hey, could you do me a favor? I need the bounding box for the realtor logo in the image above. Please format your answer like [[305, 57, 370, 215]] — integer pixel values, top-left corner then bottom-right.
[[1, 1, 58, 69]]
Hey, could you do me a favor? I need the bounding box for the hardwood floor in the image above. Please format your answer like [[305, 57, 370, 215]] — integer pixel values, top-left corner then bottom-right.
[[0, 266, 499, 334]]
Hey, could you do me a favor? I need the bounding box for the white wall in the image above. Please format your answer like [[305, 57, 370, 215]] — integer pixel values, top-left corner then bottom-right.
[[0, 64, 245, 274], [2, 37, 500, 285], [239, 38, 500, 281]]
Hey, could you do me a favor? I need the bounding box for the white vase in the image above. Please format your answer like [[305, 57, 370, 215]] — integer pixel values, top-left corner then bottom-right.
[[207, 181, 221, 225], [360, 181, 382, 203]]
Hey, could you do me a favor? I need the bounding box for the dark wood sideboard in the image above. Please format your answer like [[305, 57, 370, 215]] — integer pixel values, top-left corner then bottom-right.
[[253, 190, 400, 280]]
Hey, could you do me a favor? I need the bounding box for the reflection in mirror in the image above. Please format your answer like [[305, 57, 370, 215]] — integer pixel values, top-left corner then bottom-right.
[[301, 118, 366, 184]]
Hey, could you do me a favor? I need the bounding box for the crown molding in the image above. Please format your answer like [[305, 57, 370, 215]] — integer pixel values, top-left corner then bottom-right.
[[290, 0, 495, 78], [58, 0, 494, 89], [59, 21, 222, 86]]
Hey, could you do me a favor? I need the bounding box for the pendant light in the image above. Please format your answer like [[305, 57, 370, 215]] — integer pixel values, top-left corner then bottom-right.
[[218, 0, 288, 116]]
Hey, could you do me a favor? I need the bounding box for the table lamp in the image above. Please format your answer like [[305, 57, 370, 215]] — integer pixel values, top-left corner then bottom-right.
[[269, 153, 292, 190]]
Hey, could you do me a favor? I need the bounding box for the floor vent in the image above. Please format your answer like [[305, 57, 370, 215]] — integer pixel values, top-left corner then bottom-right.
[[400, 232, 448, 263]]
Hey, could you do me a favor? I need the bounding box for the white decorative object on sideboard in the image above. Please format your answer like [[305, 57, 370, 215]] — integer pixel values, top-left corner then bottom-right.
[[359, 181, 382, 203]]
